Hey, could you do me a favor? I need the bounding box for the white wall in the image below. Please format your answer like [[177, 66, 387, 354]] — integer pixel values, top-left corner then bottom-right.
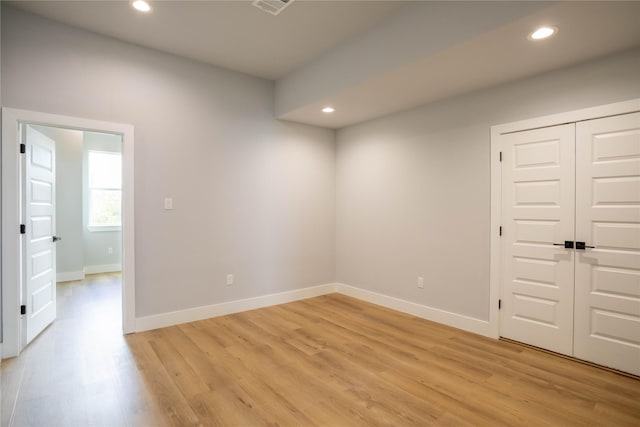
[[336, 48, 640, 321], [82, 131, 122, 272], [31, 125, 84, 280], [1, 5, 336, 317], [4, 3, 638, 335]]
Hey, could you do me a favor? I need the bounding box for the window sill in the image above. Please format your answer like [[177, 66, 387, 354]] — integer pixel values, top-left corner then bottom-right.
[[87, 225, 122, 232]]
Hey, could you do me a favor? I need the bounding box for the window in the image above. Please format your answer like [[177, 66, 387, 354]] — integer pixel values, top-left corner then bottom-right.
[[88, 151, 122, 228]]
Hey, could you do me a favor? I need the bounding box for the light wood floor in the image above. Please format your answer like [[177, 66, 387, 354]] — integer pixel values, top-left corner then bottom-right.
[[2, 276, 639, 426]]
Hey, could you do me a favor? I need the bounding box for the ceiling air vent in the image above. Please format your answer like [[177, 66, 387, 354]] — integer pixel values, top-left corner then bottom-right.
[[252, 0, 295, 16]]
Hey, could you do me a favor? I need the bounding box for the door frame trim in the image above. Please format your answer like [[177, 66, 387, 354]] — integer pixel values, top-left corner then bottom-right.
[[489, 98, 640, 339], [2, 108, 136, 358]]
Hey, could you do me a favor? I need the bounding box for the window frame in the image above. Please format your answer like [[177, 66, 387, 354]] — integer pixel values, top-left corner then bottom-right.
[[87, 150, 122, 231]]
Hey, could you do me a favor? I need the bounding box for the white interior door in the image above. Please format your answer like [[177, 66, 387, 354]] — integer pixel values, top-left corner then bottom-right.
[[22, 125, 57, 345], [500, 124, 576, 355], [574, 112, 640, 376]]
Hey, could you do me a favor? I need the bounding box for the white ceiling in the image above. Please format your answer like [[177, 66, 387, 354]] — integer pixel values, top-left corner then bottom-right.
[[277, 1, 640, 128], [7, 1, 640, 129], [8, 0, 405, 80]]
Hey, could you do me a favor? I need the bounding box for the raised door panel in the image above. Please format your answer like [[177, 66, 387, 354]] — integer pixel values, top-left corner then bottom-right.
[[23, 125, 57, 345], [574, 112, 640, 376], [500, 124, 575, 355]]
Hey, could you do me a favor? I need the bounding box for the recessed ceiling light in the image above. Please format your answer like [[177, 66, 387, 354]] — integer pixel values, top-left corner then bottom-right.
[[529, 26, 558, 40], [131, 0, 152, 13], [322, 107, 335, 113]]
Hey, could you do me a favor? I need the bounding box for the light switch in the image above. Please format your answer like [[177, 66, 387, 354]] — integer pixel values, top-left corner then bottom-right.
[[164, 197, 173, 210]]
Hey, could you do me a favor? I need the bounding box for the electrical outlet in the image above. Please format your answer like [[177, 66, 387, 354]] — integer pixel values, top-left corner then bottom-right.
[[418, 276, 424, 289], [107, 247, 113, 254], [226, 274, 234, 286]]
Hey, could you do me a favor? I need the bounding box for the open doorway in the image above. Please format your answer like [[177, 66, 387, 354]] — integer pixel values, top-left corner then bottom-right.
[[31, 124, 124, 335], [2, 108, 135, 359], [33, 126, 124, 281]]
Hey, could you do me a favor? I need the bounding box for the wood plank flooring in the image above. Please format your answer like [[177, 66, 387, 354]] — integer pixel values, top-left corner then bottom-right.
[[2, 275, 639, 426]]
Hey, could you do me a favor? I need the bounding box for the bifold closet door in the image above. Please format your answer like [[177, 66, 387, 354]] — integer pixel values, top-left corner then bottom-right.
[[500, 124, 576, 356], [574, 112, 640, 376]]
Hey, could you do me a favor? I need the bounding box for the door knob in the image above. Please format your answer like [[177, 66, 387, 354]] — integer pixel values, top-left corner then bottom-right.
[[553, 240, 574, 249], [52, 236, 62, 242], [576, 241, 595, 250]]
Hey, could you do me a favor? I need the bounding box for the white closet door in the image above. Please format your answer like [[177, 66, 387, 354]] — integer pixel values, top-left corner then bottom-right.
[[500, 124, 576, 355], [574, 112, 640, 376]]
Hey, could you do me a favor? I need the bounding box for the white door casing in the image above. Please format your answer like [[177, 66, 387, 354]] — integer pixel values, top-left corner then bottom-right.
[[499, 124, 576, 356], [22, 125, 57, 345], [2, 108, 136, 359], [490, 100, 640, 375], [574, 112, 640, 376]]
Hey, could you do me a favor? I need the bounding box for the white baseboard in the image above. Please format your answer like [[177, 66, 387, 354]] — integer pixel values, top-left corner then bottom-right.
[[334, 283, 491, 337], [56, 271, 85, 283], [134, 281, 490, 338], [84, 264, 122, 275], [135, 283, 338, 332]]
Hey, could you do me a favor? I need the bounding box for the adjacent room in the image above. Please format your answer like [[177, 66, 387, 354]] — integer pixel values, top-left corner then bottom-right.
[[1, 1, 639, 425]]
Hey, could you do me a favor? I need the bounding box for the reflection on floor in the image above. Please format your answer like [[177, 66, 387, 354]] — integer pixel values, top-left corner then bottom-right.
[[0, 273, 159, 426], [2, 274, 640, 426]]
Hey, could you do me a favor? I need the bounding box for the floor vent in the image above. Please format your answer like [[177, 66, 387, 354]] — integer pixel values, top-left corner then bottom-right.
[[252, 0, 294, 16]]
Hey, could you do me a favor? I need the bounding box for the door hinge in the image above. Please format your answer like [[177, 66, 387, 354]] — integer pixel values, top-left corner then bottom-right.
[[20, 305, 26, 315], [499, 151, 502, 162], [499, 226, 502, 236], [20, 143, 26, 154], [20, 224, 26, 234], [498, 299, 502, 310]]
